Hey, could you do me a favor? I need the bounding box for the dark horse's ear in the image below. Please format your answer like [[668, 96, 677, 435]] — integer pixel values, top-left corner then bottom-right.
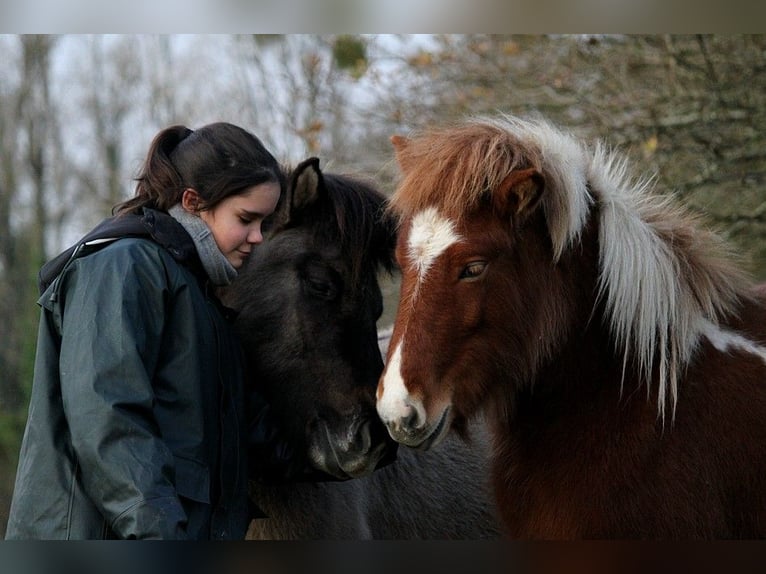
[[493, 168, 545, 224], [291, 157, 325, 212], [272, 157, 325, 228]]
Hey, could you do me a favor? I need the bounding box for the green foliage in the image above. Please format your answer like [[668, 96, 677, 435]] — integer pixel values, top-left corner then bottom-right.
[[0, 412, 24, 466], [251, 34, 283, 46], [0, 411, 25, 537], [332, 35, 367, 78]]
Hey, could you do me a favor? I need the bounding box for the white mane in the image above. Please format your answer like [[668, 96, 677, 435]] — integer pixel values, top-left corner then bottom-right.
[[485, 114, 747, 421]]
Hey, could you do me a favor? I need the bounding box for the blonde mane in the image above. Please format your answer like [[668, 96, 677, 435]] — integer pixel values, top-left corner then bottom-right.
[[392, 114, 751, 420]]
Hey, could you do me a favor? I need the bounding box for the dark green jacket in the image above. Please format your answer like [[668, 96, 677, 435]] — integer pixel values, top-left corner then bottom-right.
[[5, 209, 250, 539]]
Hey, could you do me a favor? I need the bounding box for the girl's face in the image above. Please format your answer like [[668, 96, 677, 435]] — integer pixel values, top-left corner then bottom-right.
[[183, 182, 281, 269]]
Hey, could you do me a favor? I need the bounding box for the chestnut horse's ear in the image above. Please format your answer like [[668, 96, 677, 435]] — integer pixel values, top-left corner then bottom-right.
[[391, 134, 409, 150], [494, 168, 544, 223], [391, 135, 413, 172]]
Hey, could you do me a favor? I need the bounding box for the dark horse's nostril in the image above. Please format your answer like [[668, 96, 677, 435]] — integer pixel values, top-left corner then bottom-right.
[[355, 418, 372, 452]]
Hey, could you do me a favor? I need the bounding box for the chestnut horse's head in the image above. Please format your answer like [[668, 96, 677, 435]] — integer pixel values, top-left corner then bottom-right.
[[376, 114, 750, 449], [376, 120, 572, 449]]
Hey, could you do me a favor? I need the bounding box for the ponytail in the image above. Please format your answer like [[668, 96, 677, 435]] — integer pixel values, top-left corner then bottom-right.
[[114, 125, 193, 215]]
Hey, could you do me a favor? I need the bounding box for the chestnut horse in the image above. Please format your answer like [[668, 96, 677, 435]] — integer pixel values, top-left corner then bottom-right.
[[376, 114, 766, 538]]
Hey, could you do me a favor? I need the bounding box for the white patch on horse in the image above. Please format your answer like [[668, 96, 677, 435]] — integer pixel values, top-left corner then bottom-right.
[[377, 341, 426, 427], [407, 207, 461, 297], [700, 319, 766, 365]]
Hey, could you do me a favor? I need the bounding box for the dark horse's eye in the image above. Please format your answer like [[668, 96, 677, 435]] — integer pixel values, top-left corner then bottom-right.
[[459, 261, 487, 281], [305, 277, 337, 300], [301, 258, 341, 300]]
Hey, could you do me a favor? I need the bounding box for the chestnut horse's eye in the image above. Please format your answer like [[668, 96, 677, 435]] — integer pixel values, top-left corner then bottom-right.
[[459, 261, 487, 280]]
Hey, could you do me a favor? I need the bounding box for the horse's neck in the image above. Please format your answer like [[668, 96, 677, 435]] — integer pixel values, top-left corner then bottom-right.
[[530, 216, 629, 400], [521, 313, 645, 416], [492, 212, 655, 433], [486, 311, 659, 525]]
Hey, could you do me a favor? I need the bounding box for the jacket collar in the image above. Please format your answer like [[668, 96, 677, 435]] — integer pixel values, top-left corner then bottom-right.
[[140, 208, 199, 265]]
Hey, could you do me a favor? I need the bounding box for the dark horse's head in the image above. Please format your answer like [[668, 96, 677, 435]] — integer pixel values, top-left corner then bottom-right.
[[223, 157, 397, 480]]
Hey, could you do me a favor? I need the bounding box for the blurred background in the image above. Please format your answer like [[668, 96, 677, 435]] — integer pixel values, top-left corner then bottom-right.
[[1, 34, 765, 536]]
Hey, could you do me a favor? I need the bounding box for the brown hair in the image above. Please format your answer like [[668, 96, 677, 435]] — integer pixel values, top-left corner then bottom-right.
[[115, 122, 285, 215]]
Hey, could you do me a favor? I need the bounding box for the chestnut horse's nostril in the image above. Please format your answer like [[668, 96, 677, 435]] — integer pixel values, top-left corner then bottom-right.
[[401, 404, 421, 432], [385, 402, 423, 439]]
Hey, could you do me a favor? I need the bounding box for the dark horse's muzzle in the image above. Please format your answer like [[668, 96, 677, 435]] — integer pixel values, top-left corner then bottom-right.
[[308, 413, 398, 480]]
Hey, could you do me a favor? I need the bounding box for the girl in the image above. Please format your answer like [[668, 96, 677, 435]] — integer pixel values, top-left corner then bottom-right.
[[6, 122, 284, 539]]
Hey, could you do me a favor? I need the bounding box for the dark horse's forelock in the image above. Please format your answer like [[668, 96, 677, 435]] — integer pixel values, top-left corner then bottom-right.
[[323, 173, 397, 286]]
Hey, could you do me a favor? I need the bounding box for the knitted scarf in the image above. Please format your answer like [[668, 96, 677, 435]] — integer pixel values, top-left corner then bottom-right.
[[168, 204, 237, 286]]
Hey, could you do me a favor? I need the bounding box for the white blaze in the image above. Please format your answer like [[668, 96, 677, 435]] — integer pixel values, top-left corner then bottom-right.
[[377, 341, 422, 423], [378, 342, 405, 421], [378, 208, 460, 424], [407, 207, 462, 288]]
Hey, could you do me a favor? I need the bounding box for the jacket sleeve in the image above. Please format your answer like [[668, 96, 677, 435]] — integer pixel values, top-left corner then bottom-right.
[[56, 242, 188, 539]]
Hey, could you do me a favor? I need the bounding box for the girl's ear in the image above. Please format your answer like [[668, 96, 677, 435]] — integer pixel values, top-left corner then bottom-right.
[[181, 188, 202, 213]]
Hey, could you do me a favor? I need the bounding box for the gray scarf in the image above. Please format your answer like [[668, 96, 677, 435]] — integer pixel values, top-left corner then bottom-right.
[[168, 204, 238, 286]]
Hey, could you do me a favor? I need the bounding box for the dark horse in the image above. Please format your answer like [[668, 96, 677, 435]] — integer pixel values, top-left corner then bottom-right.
[[376, 114, 766, 538], [222, 158, 499, 539]]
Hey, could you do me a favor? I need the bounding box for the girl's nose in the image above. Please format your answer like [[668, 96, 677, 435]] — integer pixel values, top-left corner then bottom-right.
[[247, 225, 263, 245]]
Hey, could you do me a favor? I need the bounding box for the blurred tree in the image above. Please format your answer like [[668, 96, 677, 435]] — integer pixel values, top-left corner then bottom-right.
[[0, 34, 60, 536], [0, 35, 58, 412], [78, 36, 143, 219], [231, 34, 401, 174]]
